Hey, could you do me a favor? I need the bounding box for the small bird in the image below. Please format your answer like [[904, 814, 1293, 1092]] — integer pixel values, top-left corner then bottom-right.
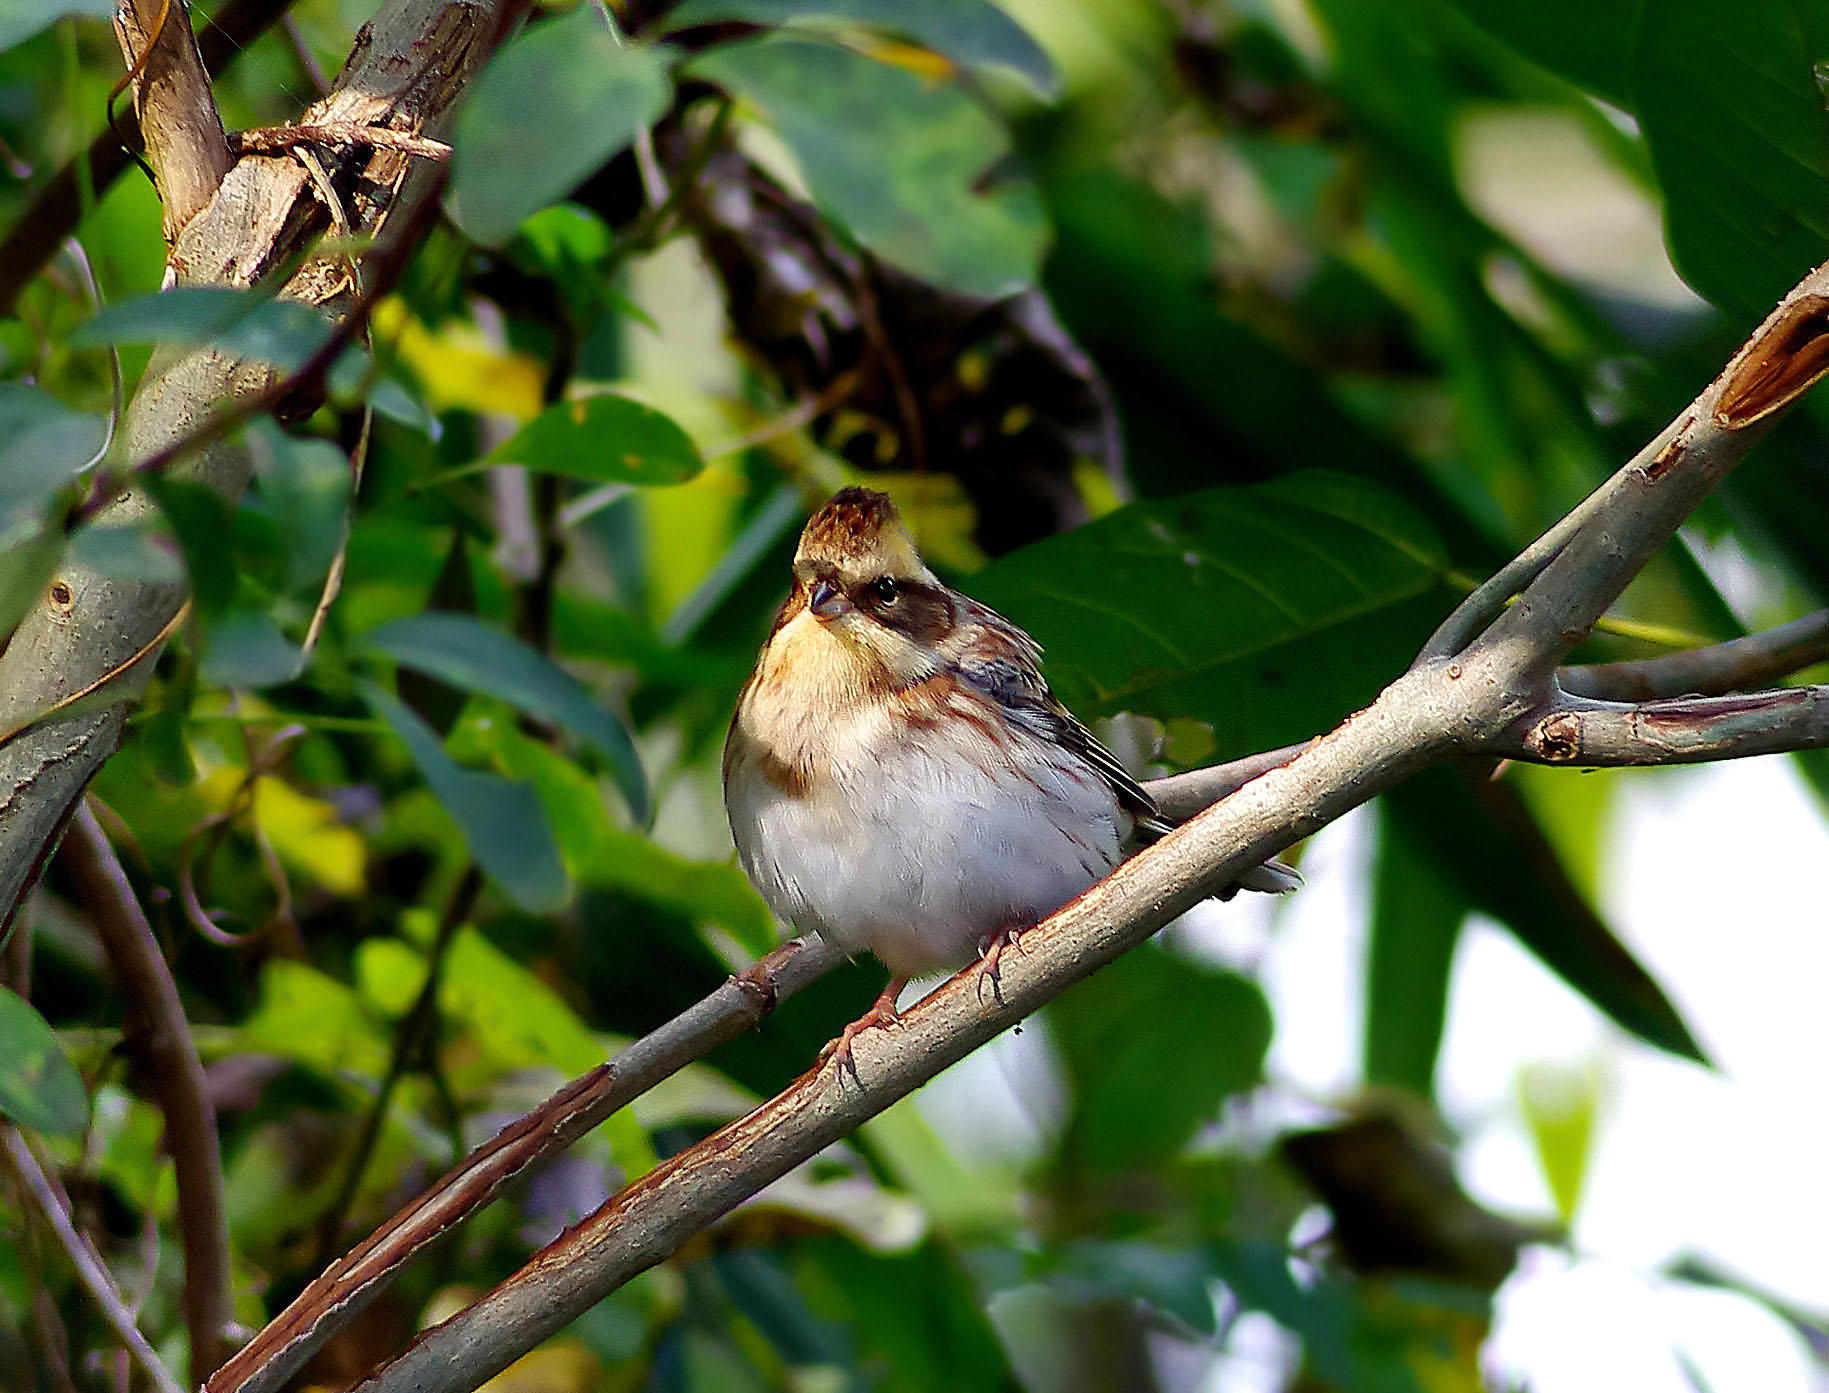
[[724, 488, 1297, 1071]]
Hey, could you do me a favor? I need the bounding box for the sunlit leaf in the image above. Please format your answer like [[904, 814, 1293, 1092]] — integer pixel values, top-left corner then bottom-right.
[[689, 35, 1048, 299], [484, 394, 703, 488], [0, 987, 87, 1138], [449, 7, 673, 246], [243, 959, 392, 1082], [364, 613, 647, 822], [366, 684, 569, 912], [668, 0, 1056, 96], [1518, 1062, 1599, 1223]]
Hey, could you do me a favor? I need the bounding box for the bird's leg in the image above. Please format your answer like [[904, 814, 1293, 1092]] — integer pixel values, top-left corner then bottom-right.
[[974, 919, 1033, 1006], [821, 976, 909, 1085]]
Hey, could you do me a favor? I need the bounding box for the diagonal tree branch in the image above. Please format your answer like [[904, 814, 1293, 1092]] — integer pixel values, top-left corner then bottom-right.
[[328, 254, 1829, 1393], [59, 801, 234, 1377]]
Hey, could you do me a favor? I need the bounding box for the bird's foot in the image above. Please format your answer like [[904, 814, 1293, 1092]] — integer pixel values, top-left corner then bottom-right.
[[974, 922, 1032, 1006], [820, 977, 909, 1086], [729, 958, 779, 1013]]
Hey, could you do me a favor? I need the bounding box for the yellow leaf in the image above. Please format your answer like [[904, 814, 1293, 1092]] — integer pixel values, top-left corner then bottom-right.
[[251, 776, 367, 896], [375, 299, 545, 421]]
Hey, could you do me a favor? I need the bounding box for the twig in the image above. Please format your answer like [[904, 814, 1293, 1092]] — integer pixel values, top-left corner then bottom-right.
[[0, 1126, 187, 1393], [206, 935, 842, 1393], [1560, 610, 1829, 701], [1144, 742, 1312, 822], [314, 864, 483, 1268], [1506, 685, 1829, 767], [60, 802, 234, 1377], [231, 124, 452, 161]]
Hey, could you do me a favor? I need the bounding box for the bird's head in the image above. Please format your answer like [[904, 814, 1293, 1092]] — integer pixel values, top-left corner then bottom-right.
[[765, 488, 957, 694]]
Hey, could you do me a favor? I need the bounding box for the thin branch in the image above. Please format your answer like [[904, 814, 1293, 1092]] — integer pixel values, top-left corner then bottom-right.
[[0, 1126, 187, 1393], [231, 124, 452, 161], [60, 802, 234, 1376], [1143, 742, 1312, 822], [207, 935, 843, 1393], [113, 0, 234, 243], [1505, 684, 1829, 767], [1560, 610, 1829, 702], [313, 864, 483, 1269]]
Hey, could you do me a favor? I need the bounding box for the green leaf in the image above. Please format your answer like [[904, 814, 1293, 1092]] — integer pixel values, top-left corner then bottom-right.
[[70, 285, 341, 372], [242, 959, 392, 1082], [366, 684, 569, 912], [147, 477, 237, 614], [363, 612, 647, 822], [1050, 945, 1271, 1172], [0, 384, 106, 546], [249, 421, 350, 594], [667, 0, 1056, 96], [1386, 768, 1705, 1063], [0, 0, 115, 54], [0, 987, 87, 1138], [484, 394, 703, 487], [1451, 0, 1639, 106], [1363, 808, 1464, 1099], [485, 726, 774, 954], [0, 530, 63, 641], [688, 35, 1048, 299], [449, 7, 673, 246], [200, 609, 305, 688], [1518, 1062, 1599, 1223], [971, 474, 1451, 751], [1630, 0, 1829, 313]]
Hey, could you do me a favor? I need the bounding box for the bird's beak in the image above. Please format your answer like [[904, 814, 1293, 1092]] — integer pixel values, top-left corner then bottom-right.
[[809, 579, 847, 620]]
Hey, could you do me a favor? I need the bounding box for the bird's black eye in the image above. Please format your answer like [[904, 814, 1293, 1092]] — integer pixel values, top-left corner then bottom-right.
[[869, 576, 900, 606]]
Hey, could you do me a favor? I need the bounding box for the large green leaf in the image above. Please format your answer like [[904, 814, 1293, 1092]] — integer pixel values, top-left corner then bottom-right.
[[70, 285, 339, 371], [0, 987, 87, 1138], [1630, 0, 1829, 314], [1386, 768, 1705, 1063], [483, 394, 703, 487], [1050, 945, 1271, 1173], [688, 35, 1048, 299], [364, 612, 647, 822], [970, 475, 1451, 751], [1364, 806, 1464, 1099], [449, 7, 673, 246], [1450, 0, 1640, 108], [366, 685, 569, 913], [667, 0, 1056, 96]]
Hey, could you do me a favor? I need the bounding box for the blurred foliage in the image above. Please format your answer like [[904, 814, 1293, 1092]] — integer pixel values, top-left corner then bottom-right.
[[1, 0, 1827, 1389]]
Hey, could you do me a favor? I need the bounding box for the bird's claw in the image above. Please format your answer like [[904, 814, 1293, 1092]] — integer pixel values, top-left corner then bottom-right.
[[974, 923, 1030, 1006]]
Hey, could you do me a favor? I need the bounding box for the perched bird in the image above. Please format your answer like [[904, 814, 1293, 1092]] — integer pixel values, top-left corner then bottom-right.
[[724, 487, 1297, 1069]]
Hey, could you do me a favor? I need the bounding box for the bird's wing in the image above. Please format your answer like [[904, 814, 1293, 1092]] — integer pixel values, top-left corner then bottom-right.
[[951, 609, 1161, 828]]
